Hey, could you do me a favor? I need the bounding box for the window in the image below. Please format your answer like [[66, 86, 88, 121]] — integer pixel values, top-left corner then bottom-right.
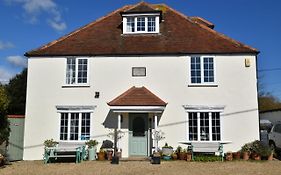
[[59, 112, 91, 141], [137, 17, 145, 31], [66, 58, 88, 85], [190, 56, 215, 84], [188, 112, 221, 141], [123, 15, 160, 34], [148, 17, 156, 32], [132, 67, 146, 77], [126, 17, 135, 32]]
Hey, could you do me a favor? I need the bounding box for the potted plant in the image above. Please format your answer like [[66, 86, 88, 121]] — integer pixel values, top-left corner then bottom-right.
[[162, 143, 173, 160], [232, 151, 241, 160], [43, 139, 58, 148], [151, 151, 161, 164], [186, 150, 192, 161], [179, 148, 187, 160], [251, 140, 261, 160], [43, 139, 58, 157], [241, 143, 251, 160], [171, 151, 178, 160], [97, 148, 106, 160], [151, 130, 165, 164], [225, 151, 233, 161], [85, 139, 98, 161]]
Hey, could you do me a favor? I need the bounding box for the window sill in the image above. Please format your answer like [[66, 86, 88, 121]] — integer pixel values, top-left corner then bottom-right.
[[62, 84, 90, 88], [188, 84, 218, 87]]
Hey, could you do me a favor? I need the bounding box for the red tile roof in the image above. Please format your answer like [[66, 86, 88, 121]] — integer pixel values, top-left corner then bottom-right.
[[108, 86, 167, 106], [25, 2, 258, 57]]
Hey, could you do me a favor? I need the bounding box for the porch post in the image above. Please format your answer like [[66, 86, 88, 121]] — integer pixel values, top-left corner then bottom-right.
[[118, 114, 121, 130], [154, 114, 158, 151], [117, 114, 121, 151]]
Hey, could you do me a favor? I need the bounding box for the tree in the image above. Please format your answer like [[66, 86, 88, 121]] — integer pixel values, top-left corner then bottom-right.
[[6, 68, 27, 115], [258, 94, 281, 112], [0, 85, 10, 145]]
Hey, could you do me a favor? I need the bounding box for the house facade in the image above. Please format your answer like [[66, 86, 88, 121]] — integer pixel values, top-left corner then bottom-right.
[[23, 2, 259, 160]]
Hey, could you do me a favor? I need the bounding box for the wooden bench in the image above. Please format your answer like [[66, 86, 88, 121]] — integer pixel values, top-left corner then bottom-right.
[[190, 142, 224, 161], [44, 142, 86, 164]]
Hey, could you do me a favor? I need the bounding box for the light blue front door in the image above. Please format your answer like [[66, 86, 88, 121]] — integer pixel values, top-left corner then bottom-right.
[[129, 113, 148, 156]]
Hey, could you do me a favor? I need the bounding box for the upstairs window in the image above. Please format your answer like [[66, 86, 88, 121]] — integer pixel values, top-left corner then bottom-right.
[[66, 58, 88, 85], [123, 14, 160, 34], [190, 56, 215, 84]]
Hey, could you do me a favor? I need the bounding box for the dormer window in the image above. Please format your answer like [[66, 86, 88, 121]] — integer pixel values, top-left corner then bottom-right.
[[122, 14, 160, 34]]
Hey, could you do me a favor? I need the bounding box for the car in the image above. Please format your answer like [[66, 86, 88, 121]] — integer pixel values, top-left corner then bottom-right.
[[268, 122, 281, 152]]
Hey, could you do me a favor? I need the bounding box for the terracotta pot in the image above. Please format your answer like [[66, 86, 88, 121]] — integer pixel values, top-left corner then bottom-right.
[[179, 152, 187, 160], [251, 153, 261, 160], [242, 152, 250, 160], [226, 152, 233, 161], [233, 152, 241, 160], [172, 153, 178, 160], [268, 153, 274, 161], [97, 152, 105, 161], [107, 150, 113, 161], [186, 153, 192, 161]]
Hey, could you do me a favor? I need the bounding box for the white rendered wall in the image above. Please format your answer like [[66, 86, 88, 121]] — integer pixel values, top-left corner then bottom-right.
[[24, 55, 259, 160]]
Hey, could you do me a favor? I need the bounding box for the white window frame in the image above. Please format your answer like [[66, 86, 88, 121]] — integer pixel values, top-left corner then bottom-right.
[[65, 57, 89, 86], [189, 56, 217, 86], [57, 106, 95, 142], [183, 105, 224, 142], [122, 13, 160, 34]]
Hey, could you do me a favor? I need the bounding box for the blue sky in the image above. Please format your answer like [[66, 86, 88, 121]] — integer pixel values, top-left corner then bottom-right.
[[1, 0, 281, 100]]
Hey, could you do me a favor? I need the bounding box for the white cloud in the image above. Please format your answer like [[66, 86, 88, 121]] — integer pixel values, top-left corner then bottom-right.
[[48, 20, 67, 31], [7, 55, 27, 67], [5, 0, 67, 31], [0, 41, 14, 50], [0, 67, 14, 84]]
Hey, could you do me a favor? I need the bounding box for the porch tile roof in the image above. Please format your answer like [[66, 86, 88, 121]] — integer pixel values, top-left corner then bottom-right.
[[108, 86, 167, 106]]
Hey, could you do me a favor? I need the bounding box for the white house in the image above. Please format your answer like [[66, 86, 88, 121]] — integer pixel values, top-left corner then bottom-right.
[[23, 2, 260, 160]]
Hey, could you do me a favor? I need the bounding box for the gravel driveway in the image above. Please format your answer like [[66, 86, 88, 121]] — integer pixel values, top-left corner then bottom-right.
[[1, 160, 280, 175]]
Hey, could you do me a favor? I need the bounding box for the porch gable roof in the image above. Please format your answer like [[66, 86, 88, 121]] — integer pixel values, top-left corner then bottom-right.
[[108, 86, 167, 106]]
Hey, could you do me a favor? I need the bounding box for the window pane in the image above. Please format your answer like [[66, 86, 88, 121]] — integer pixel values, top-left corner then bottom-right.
[[137, 17, 145, 31], [148, 17, 156, 32], [70, 113, 79, 140], [203, 57, 214, 83], [191, 57, 201, 83], [60, 113, 68, 140], [77, 59, 88, 83], [81, 113, 91, 140], [200, 112, 209, 141], [212, 112, 221, 141], [66, 58, 76, 84], [188, 112, 198, 141], [126, 17, 135, 32], [132, 67, 146, 77]]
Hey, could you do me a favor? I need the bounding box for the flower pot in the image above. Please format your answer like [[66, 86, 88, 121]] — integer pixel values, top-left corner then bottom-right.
[[163, 155, 171, 160], [251, 153, 261, 160], [186, 153, 192, 161], [242, 152, 250, 160], [233, 152, 241, 160], [88, 147, 97, 161], [151, 156, 161, 164], [226, 152, 233, 161], [162, 148, 173, 156], [179, 152, 187, 160], [172, 153, 178, 160], [97, 152, 105, 161], [111, 156, 119, 164], [268, 153, 274, 161], [107, 150, 113, 160]]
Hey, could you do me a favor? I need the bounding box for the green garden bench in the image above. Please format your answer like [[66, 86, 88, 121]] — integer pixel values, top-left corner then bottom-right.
[[44, 142, 86, 164]]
